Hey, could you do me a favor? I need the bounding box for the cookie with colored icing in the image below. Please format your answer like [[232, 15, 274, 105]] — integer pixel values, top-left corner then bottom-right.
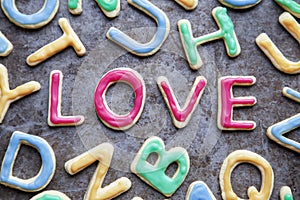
[[178, 7, 240, 70], [157, 76, 207, 129], [1, 0, 59, 29], [256, 12, 300, 74], [106, 0, 170, 56], [267, 87, 300, 153], [94, 68, 146, 130], [27, 18, 86, 66], [219, 150, 274, 200], [275, 0, 300, 18], [68, 0, 120, 18], [185, 181, 217, 200], [30, 190, 71, 200], [48, 70, 84, 126], [0, 131, 56, 192], [218, 0, 262, 9], [0, 31, 13, 57], [65, 143, 131, 199], [217, 76, 257, 131], [131, 136, 190, 197], [280, 186, 294, 200], [0, 64, 41, 123]]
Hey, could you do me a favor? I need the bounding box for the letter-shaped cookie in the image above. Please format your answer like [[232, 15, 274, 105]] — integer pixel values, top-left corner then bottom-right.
[[68, 0, 120, 17], [94, 68, 146, 130], [275, 0, 300, 18], [27, 18, 86, 66], [218, 76, 257, 131], [30, 190, 71, 200], [178, 7, 240, 70], [218, 0, 262, 9], [48, 70, 84, 126], [65, 143, 131, 199], [256, 12, 300, 74], [106, 0, 170, 56], [267, 87, 300, 153], [219, 150, 274, 200], [157, 76, 207, 128], [280, 186, 294, 200], [131, 136, 190, 197], [0, 64, 41, 123], [185, 181, 217, 200], [0, 131, 56, 192], [1, 0, 59, 29], [174, 0, 198, 10], [0, 32, 13, 57]]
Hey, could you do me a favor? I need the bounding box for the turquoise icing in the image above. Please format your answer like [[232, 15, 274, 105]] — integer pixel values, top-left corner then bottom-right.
[[1, 0, 58, 26], [0, 131, 55, 191], [221, 0, 261, 7], [107, 0, 169, 55], [133, 137, 189, 196], [188, 182, 215, 200]]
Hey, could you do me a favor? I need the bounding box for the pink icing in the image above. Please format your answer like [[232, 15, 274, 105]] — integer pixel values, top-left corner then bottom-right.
[[160, 78, 206, 122], [220, 77, 256, 130], [94, 69, 145, 129], [49, 71, 83, 125]]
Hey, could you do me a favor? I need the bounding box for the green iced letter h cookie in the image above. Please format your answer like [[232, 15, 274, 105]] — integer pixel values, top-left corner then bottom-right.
[[131, 136, 190, 197], [178, 7, 240, 70]]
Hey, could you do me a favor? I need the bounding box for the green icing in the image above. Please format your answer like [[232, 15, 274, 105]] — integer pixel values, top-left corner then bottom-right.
[[276, 0, 300, 14], [37, 194, 62, 200], [284, 194, 294, 200], [134, 138, 189, 196], [96, 0, 118, 12], [68, 0, 78, 9], [179, 22, 199, 65], [179, 7, 238, 67]]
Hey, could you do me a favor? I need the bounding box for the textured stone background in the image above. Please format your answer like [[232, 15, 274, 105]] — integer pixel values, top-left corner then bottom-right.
[[0, 0, 299, 199]]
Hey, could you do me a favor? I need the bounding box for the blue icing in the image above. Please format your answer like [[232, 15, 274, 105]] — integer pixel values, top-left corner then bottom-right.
[[0, 36, 9, 53], [0, 131, 55, 191], [222, 0, 260, 7], [188, 182, 215, 200], [271, 114, 300, 151], [286, 88, 300, 100], [2, 0, 58, 26], [107, 0, 168, 54]]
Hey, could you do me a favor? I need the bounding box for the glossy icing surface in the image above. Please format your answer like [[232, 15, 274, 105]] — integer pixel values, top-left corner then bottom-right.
[[219, 150, 274, 200], [107, 0, 169, 55], [186, 181, 216, 200], [157, 76, 206, 128], [1, 0, 59, 28], [0, 131, 55, 191], [94, 68, 145, 130], [131, 136, 189, 197], [48, 70, 84, 126], [218, 76, 256, 130], [267, 87, 300, 153], [178, 7, 240, 70]]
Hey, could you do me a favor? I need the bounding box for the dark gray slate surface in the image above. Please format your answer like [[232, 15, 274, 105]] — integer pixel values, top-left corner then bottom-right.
[[0, 0, 299, 199]]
